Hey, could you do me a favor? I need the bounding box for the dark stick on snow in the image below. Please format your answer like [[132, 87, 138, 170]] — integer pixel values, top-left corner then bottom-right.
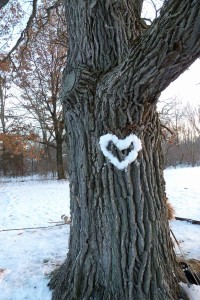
[[0, 223, 68, 232], [175, 217, 200, 225]]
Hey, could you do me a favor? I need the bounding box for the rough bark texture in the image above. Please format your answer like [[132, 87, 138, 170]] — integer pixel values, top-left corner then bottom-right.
[[49, 0, 200, 299]]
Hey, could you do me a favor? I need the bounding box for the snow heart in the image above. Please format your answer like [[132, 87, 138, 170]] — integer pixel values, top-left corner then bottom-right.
[[99, 133, 142, 170]]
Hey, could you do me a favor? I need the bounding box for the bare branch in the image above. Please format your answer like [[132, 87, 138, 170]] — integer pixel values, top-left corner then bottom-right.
[[0, 0, 10, 10], [1, 0, 38, 63], [161, 124, 175, 136], [36, 140, 57, 149]]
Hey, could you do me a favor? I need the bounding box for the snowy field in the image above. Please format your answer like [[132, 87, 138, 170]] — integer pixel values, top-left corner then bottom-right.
[[0, 167, 200, 299]]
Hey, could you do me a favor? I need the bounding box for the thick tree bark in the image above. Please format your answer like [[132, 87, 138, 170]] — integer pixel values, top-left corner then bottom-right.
[[50, 106, 179, 300], [49, 0, 200, 299]]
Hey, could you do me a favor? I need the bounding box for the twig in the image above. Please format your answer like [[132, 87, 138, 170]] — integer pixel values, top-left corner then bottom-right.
[[0, 0, 38, 63], [0, 0, 10, 9], [161, 123, 175, 136], [175, 217, 200, 225], [0, 223, 68, 233], [48, 221, 64, 224]]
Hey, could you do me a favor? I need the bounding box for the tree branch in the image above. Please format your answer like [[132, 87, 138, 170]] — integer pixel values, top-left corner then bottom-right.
[[98, 0, 200, 110], [0, 0, 10, 10], [1, 0, 38, 62], [36, 140, 57, 149], [161, 124, 175, 136], [129, 0, 200, 100], [134, 0, 144, 17]]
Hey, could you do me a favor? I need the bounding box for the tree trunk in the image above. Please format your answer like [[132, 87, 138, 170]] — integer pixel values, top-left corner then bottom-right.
[[0, 76, 7, 176], [49, 0, 200, 299], [2, 145, 7, 176], [56, 139, 66, 180], [50, 103, 179, 300]]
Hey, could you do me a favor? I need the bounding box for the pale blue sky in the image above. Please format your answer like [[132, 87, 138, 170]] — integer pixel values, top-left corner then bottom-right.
[[160, 59, 200, 106]]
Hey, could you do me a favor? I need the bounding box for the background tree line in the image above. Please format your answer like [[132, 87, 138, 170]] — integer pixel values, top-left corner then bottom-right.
[[0, 0, 68, 179], [160, 99, 200, 167]]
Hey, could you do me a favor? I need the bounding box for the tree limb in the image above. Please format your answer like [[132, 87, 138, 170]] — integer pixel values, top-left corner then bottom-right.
[[134, 0, 144, 17], [1, 0, 38, 62], [0, 0, 10, 10], [98, 0, 200, 110], [36, 140, 57, 149], [161, 124, 175, 136]]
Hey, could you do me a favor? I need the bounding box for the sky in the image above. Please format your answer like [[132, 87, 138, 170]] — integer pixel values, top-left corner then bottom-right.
[[160, 59, 200, 106]]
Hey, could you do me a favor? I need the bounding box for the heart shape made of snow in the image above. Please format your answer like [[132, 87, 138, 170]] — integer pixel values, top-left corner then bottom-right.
[[99, 133, 142, 170]]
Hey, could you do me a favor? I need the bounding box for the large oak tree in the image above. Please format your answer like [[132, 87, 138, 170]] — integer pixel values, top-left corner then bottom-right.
[[48, 0, 200, 299]]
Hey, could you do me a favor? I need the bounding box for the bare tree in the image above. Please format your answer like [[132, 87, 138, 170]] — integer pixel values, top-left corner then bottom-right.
[[0, 75, 7, 174], [184, 104, 200, 165], [159, 99, 200, 167], [0, 76, 6, 134], [186, 104, 200, 135], [158, 98, 185, 165], [12, 3, 67, 179], [0, 75, 43, 176]]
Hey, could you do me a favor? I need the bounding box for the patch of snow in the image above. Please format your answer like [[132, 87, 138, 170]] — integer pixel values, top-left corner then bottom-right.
[[165, 167, 200, 221], [170, 221, 200, 260], [0, 173, 57, 183], [0, 180, 70, 229], [180, 283, 200, 300], [165, 167, 200, 299], [99, 133, 142, 170], [0, 179, 70, 300], [165, 167, 200, 259]]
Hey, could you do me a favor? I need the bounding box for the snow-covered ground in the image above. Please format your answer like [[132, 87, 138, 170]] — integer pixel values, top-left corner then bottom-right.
[[165, 167, 200, 260], [0, 179, 70, 300], [0, 167, 200, 299], [165, 167, 200, 300]]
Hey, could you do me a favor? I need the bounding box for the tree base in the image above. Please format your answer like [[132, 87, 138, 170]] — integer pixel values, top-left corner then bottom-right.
[[48, 256, 182, 300]]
